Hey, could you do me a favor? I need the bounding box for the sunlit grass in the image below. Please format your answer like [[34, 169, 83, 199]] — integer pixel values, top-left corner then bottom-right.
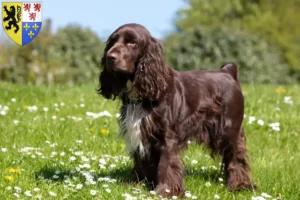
[[0, 83, 299, 200]]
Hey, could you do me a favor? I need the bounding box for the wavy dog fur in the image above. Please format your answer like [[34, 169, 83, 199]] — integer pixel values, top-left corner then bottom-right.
[[98, 23, 256, 198]]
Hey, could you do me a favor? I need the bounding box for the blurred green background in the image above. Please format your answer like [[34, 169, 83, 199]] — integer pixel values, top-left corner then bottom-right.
[[1, 0, 299, 85]]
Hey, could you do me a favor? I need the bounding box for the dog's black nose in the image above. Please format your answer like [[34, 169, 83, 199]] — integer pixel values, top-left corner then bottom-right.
[[106, 53, 117, 61]]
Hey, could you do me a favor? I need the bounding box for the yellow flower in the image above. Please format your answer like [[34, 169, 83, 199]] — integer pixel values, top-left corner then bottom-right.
[[101, 129, 109, 135], [9, 168, 21, 174], [275, 88, 286, 94], [4, 175, 14, 181], [23, 105, 28, 109], [89, 128, 95, 133]]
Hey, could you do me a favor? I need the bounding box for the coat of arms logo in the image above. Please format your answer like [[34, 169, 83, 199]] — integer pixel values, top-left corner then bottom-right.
[[2, 2, 42, 46]]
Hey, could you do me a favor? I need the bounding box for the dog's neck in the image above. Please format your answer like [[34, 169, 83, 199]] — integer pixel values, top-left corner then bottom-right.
[[123, 80, 142, 104]]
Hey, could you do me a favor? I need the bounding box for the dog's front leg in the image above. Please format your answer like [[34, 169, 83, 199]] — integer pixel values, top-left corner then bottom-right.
[[155, 141, 185, 198]]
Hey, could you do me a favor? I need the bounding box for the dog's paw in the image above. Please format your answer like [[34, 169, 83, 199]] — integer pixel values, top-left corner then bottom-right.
[[155, 184, 184, 198]]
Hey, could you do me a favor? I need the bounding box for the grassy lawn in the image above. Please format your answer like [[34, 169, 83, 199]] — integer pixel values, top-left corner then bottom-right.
[[0, 83, 299, 200]]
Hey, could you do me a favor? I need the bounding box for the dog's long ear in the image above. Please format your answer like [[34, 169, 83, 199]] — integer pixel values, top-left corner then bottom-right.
[[133, 37, 170, 101], [97, 44, 127, 100]]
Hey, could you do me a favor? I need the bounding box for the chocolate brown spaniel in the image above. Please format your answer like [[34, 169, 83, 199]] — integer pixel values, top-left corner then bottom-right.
[[98, 23, 255, 198]]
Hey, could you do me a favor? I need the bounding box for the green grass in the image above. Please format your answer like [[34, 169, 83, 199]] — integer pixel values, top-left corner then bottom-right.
[[0, 83, 299, 200]]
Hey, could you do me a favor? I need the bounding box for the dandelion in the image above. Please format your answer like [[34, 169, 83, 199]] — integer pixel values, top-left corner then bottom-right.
[[1, 148, 7, 152], [101, 129, 109, 135], [9, 168, 21, 174], [275, 88, 286, 94], [90, 190, 97, 196], [49, 191, 57, 196], [24, 105, 28, 109], [4, 175, 14, 181]]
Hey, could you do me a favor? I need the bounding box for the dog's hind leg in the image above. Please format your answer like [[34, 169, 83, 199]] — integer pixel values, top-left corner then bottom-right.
[[220, 93, 256, 191]]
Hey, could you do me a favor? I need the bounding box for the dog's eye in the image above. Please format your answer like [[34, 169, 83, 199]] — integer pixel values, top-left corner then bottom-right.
[[126, 40, 137, 46]]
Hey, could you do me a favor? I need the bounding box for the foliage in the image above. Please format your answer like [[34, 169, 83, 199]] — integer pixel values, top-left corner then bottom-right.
[[175, 0, 300, 80], [0, 83, 299, 199], [0, 20, 105, 85], [164, 26, 293, 84]]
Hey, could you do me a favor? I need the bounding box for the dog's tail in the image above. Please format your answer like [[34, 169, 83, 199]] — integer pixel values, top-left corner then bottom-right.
[[220, 62, 239, 83]]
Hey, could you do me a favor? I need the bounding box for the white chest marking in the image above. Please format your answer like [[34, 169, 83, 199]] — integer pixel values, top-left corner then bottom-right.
[[119, 103, 149, 157]]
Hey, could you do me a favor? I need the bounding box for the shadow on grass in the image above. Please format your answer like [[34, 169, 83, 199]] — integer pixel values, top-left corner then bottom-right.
[[35, 164, 222, 189]]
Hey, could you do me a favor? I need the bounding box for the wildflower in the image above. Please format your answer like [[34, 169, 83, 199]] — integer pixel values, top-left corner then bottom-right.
[[172, 196, 178, 199], [76, 140, 83, 144], [80, 103, 85, 107], [60, 102, 65, 106], [43, 107, 48, 112], [105, 188, 111, 193], [251, 196, 266, 200], [116, 113, 121, 118], [185, 192, 192, 198], [218, 177, 223, 182], [283, 96, 293, 105], [35, 194, 42, 199], [101, 129, 109, 135], [69, 156, 76, 161], [0, 110, 6, 115], [53, 175, 59, 179], [49, 191, 57, 196], [24, 105, 28, 109], [165, 189, 170, 193], [191, 160, 198, 165], [13, 120, 19, 125], [214, 194, 220, 199], [90, 190, 97, 196], [4, 175, 14, 181], [257, 119, 264, 126], [192, 196, 198, 199], [76, 184, 83, 190], [150, 191, 156, 195], [33, 188, 40, 192], [25, 190, 32, 197], [269, 122, 280, 131], [9, 168, 21, 174], [6, 186, 12, 190], [205, 182, 211, 187], [13, 193, 20, 198], [52, 116, 57, 120], [60, 152, 65, 156], [11, 98, 16, 102], [261, 193, 272, 198], [248, 116, 256, 124], [275, 88, 286, 94], [1, 148, 7, 152]]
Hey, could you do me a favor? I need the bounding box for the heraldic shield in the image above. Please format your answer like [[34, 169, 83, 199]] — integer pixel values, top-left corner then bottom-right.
[[2, 2, 42, 46]]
